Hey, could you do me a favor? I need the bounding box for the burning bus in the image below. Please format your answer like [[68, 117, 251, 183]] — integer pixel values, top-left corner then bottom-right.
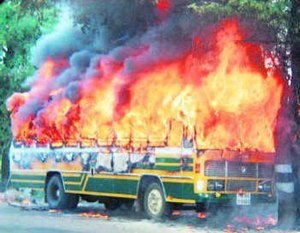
[[6, 18, 283, 220], [8, 141, 276, 219]]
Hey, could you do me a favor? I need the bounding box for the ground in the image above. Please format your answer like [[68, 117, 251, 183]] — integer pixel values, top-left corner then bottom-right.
[[0, 191, 298, 233]]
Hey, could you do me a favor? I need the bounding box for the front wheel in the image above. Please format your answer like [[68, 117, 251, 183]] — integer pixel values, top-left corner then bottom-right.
[[143, 182, 172, 220], [46, 175, 79, 210]]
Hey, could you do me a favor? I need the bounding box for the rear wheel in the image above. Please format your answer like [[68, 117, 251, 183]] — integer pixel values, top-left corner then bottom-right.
[[81, 195, 98, 203], [143, 182, 172, 220], [46, 175, 79, 210], [121, 199, 134, 210], [104, 199, 121, 211]]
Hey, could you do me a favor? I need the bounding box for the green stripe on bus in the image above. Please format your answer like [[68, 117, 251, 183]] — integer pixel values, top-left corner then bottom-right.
[[62, 175, 83, 182], [10, 174, 45, 181], [156, 158, 181, 163], [65, 184, 83, 191], [155, 158, 194, 164], [85, 178, 138, 195], [187, 158, 193, 163], [11, 181, 44, 189], [155, 165, 180, 171], [136, 164, 154, 169]]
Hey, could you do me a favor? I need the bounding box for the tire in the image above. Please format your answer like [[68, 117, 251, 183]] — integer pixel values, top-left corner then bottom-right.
[[81, 195, 98, 203], [104, 199, 121, 211], [46, 175, 79, 210], [143, 182, 172, 220], [121, 199, 134, 210], [196, 202, 208, 212]]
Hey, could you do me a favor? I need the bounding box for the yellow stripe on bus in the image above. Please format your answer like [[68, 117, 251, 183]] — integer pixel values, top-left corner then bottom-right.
[[11, 171, 45, 176], [11, 179, 44, 184], [31, 188, 44, 191], [155, 163, 181, 166], [62, 173, 82, 177], [91, 174, 140, 180], [161, 178, 194, 183], [63, 174, 85, 185], [155, 163, 193, 167], [166, 197, 195, 204], [82, 175, 89, 191], [66, 190, 136, 199]]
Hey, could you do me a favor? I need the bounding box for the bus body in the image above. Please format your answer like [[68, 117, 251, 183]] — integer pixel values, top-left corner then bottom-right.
[[8, 140, 276, 219]]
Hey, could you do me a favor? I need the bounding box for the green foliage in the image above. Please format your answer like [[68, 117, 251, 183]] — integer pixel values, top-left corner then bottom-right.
[[188, 0, 291, 21], [0, 0, 58, 179], [188, 0, 291, 44]]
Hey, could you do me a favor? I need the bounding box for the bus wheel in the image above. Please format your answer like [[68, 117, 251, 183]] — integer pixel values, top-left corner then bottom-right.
[[46, 175, 79, 210], [143, 182, 172, 220], [104, 199, 121, 211], [122, 199, 134, 210]]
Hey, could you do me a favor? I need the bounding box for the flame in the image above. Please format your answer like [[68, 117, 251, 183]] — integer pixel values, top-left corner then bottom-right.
[[197, 212, 207, 219], [171, 210, 181, 216], [156, 0, 171, 14], [49, 209, 60, 213], [21, 198, 31, 206], [79, 211, 109, 219], [7, 20, 283, 152], [234, 214, 277, 229]]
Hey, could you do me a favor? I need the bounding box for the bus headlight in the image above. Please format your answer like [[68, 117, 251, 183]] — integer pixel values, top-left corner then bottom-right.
[[196, 180, 204, 191], [207, 180, 225, 191]]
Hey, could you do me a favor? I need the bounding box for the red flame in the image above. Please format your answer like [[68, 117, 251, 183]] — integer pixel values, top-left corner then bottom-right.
[[197, 212, 207, 219], [156, 0, 171, 12], [79, 211, 109, 219], [7, 20, 283, 152]]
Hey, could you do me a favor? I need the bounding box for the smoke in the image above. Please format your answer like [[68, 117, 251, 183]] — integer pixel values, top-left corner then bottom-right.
[[30, 20, 87, 68], [7, 0, 201, 139], [64, 81, 81, 103], [6, 0, 285, 153]]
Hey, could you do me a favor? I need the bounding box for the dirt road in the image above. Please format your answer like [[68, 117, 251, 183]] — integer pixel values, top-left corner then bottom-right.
[[0, 202, 211, 233], [0, 200, 299, 233]]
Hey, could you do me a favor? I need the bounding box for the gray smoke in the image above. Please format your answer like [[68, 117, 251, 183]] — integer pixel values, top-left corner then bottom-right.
[[6, 0, 207, 139], [31, 25, 88, 68], [30, 0, 198, 71], [64, 81, 81, 103]]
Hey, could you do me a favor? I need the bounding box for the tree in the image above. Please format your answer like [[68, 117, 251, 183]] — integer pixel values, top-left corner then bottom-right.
[[0, 0, 58, 182], [290, 0, 300, 116]]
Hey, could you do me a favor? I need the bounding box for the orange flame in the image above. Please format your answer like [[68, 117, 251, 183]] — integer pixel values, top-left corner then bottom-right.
[[7, 20, 283, 152], [79, 212, 109, 219], [197, 212, 207, 219]]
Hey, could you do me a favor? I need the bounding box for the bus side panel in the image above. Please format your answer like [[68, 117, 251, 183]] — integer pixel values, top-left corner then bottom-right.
[[63, 173, 139, 199], [9, 172, 46, 190], [62, 172, 87, 192], [162, 179, 195, 203]]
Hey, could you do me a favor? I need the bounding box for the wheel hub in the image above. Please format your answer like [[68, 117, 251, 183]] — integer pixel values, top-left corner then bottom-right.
[[148, 189, 163, 215]]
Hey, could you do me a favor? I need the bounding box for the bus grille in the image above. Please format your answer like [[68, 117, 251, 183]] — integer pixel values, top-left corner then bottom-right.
[[204, 161, 225, 176], [227, 180, 256, 192], [258, 164, 274, 178], [205, 161, 273, 178], [227, 162, 257, 178]]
